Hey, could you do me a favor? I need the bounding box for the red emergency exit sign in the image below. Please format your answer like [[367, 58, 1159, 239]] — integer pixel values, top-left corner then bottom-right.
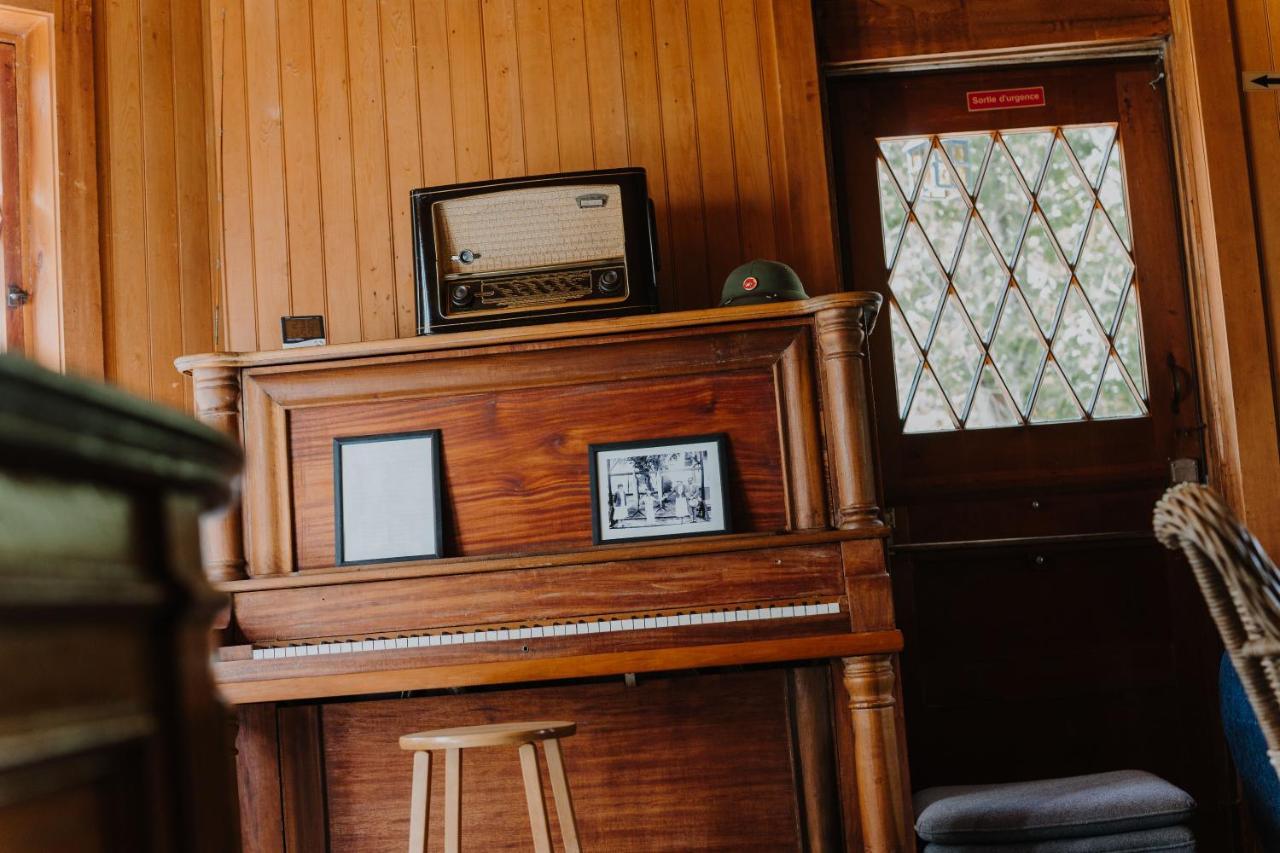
[[966, 86, 1046, 112]]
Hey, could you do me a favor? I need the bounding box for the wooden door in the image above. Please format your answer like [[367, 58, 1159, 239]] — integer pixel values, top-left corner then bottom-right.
[[0, 40, 22, 354], [830, 60, 1238, 846]]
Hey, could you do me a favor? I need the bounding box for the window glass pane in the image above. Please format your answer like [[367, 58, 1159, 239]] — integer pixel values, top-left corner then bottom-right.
[[873, 123, 1149, 433]]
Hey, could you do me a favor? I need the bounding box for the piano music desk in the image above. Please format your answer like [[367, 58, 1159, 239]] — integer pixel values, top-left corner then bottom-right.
[[178, 294, 913, 852]]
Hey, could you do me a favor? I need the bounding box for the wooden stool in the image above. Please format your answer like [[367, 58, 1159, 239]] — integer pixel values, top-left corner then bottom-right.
[[399, 720, 581, 853]]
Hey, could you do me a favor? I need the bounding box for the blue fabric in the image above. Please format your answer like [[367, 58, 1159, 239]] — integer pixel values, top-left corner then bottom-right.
[[1220, 654, 1280, 848]]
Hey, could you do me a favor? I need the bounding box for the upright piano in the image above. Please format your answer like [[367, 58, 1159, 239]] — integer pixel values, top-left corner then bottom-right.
[[178, 293, 912, 852]]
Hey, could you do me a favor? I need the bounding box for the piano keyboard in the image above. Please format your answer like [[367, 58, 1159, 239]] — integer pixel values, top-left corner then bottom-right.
[[252, 600, 842, 661]]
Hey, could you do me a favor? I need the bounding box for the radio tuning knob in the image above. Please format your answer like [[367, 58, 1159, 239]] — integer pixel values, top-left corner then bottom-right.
[[451, 249, 480, 264], [599, 269, 621, 292], [450, 284, 473, 306]]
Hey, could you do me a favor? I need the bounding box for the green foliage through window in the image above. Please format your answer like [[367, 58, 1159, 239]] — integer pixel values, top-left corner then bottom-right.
[[874, 125, 1147, 433]]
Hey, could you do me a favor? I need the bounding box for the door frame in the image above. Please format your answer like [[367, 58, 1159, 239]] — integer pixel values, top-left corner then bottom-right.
[[819, 14, 1280, 556]]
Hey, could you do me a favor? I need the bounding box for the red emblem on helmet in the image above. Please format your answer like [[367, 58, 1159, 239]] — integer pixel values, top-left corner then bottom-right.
[[742, 276, 759, 291]]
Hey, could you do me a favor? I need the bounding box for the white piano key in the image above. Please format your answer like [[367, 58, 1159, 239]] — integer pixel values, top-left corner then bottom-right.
[[654, 616, 668, 628], [252, 648, 264, 660], [688, 613, 701, 625], [587, 622, 599, 634], [825, 601, 840, 614], [608, 619, 622, 631], [497, 629, 509, 641], [569, 623, 584, 635], [781, 606, 796, 618], [396, 638, 408, 649], [551, 624, 564, 637], [462, 632, 476, 643]]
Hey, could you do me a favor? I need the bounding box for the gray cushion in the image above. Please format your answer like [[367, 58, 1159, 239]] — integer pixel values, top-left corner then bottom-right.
[[915, 770, 1196, 844], [923, 823, 1195, 852]]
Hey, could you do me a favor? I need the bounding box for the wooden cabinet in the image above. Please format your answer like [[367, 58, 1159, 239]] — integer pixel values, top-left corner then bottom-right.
[[0, 355, 240, 852]]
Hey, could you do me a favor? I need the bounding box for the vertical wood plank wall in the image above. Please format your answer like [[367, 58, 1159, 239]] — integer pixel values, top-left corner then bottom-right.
[[95, 0, 214, 410], [206, 0, 836, 353]]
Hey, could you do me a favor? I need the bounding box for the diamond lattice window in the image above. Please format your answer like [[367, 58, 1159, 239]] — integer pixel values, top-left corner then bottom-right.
[[875, 125, 1148, 433]]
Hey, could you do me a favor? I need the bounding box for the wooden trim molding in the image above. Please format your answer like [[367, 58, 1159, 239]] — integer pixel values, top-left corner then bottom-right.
[[1165, 0, 1280, 554], [0, 2, 102, 377]]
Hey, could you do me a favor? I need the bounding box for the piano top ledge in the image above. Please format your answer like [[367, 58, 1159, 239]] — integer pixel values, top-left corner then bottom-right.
[[216, 527, 888, 594], [175, 292, 882, 374]]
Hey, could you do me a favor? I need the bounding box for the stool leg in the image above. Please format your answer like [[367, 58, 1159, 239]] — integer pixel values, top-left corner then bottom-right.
[[518, 742, 553, 853], [445, 748, 462, 853], [542, 738, 580, 853], [408, 751, 431, 853]]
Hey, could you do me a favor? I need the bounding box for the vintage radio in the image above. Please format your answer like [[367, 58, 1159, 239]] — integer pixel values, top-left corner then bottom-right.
[[412, 168, 660, 333]]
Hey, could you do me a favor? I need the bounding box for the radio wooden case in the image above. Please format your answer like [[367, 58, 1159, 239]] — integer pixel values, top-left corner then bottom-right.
[[411, 167, 660, 334]]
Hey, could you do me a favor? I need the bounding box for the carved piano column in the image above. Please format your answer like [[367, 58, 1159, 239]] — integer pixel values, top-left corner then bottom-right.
[[192, 365, 247, 582], [842, 655, 909, 853], [815, 299, 883, 530]]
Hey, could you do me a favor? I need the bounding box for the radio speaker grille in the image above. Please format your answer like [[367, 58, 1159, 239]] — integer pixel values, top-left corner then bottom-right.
[[434, 183, 626, 276]]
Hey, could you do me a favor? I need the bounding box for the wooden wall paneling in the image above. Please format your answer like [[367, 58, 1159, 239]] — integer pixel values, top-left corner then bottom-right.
[[50, 0, 103, 379], [381, 0, 426, 337], [652, 0, 710, 312], [310, 0, 363, 345], [94, 0, 215, 404], [548, 0, 593, 171], [202, 0, 837, 346], [415, 0, 458, 190], [172, 0, 214, 410], [616, 0, 675, 311], [481, 0, 526, 179], [755, 0, 796, 284], [687, 0, 745, 292], [514, 0, 559, 174], [815, 0, 1172, 67], [242, 0, 291, 352], [277, 0, 327, 327], [209, 0, 258, 353], [722, 0, 780, 262], [761, 0, 839, 295], [580, 0, 628, 168], [139, 0, 184, 409], [98, 0, 149, 395], [445, 0, 492, 183], [345, 1, 397, 342]]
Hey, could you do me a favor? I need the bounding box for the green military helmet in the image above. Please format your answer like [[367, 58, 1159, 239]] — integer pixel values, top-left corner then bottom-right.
[[719, 259, 809, 307]]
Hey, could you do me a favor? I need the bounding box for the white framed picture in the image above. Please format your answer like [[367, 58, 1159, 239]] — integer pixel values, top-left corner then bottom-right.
[[333, 430, 443, 565], [589, 434, 732, 544]]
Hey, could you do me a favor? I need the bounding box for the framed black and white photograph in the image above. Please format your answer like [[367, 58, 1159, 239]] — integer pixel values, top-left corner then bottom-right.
[[334, 430, 444, 566], [589, 434, 732, 545]]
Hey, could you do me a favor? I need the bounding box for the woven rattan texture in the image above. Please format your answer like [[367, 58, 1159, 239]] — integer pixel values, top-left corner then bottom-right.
[[1155, 483, 1280, 776]]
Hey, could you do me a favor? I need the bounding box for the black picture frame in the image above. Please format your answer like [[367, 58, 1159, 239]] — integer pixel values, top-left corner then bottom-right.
[[588, 433, 733, 546], [333, 429, 444, 566]]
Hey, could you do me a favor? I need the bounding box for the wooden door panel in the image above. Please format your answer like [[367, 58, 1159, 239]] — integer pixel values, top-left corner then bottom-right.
[[830, 58, 1231, 847], [833, 61, 1202, 504]]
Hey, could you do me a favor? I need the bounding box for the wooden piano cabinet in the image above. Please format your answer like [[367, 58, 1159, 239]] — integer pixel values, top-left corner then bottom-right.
[[177, 294, 912, 851]]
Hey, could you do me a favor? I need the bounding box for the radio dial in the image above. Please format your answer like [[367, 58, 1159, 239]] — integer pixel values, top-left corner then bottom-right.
[[598, 269, 621, 293], [450, 284, 473, 307]]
